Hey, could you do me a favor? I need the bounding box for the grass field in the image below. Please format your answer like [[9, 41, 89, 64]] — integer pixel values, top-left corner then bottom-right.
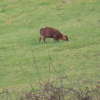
[[0, 0, 100, 95]]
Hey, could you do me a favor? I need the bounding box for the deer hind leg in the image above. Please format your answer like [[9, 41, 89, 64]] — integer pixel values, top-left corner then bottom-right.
[[39, 37, 41, 43], [39, 36, 46, 43], [43, 36, 46, 43], [39, 36, 43, 43], [54, 39, 55, 43]]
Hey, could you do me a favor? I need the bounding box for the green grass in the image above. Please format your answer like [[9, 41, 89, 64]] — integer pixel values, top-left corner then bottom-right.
[[0, 0, 100, 93]]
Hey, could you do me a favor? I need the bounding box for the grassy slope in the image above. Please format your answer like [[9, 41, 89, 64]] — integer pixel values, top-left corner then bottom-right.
[[0, 0, 100, 92]]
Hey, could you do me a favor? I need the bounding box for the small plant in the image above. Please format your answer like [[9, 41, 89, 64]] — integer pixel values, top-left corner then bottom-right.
[[0, 55, 100, 100]]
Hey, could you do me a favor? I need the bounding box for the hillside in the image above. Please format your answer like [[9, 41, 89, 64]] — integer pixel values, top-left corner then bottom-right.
[[0, 0, 100, 94]]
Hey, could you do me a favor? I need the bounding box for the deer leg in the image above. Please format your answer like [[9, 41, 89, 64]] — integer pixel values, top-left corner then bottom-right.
[[54, 35, 57, 43], [43, 36, 46, 43], [54, 39, 55, 43], [39, 37, 41, 43], [39, 36, 44, 43]]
